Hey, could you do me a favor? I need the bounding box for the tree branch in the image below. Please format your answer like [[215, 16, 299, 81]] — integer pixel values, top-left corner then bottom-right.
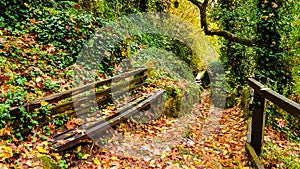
[[188, 0, 257, 46]]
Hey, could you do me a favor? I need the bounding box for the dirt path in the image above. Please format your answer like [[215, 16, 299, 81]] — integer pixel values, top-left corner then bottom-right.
[[68, 90, 252, 168]]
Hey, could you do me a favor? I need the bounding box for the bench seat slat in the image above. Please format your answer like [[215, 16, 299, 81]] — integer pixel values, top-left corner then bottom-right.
[[53, 92, 149, 140], [53, 90, 164, 152]]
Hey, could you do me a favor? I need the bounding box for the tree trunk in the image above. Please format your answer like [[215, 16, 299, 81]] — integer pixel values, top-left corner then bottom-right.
[[140, 0, 147, 12]]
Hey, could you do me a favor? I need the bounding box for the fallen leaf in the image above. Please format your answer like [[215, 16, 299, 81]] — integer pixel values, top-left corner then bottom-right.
[[40, 100, 48, 107], [278, 119, 286, 128], [0, 145, 13, 161], [66, 120, 76, 130], [81, 154, 90, 160], [77, 146, 81, 153], [93, 158, 101, 166], [37, 146, 48, 154]]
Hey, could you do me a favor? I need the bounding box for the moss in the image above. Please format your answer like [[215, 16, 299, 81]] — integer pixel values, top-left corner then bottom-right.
[[224, 93, 237, 108], [240, 86, 252, 120], [39, 155, 60, 169], [164, 85, 200, 118], [164, 92, 182, 117]]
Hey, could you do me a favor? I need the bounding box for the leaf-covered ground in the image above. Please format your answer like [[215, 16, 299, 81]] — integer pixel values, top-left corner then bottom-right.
[[261, 126, 300, 168], [60, 90, 252, 168], [1, 89, 299, 168]]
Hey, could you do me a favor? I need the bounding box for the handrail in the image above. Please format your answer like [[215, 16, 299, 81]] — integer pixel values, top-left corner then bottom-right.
[[246, 78, 300, 169], [248, 78, 300, 118]]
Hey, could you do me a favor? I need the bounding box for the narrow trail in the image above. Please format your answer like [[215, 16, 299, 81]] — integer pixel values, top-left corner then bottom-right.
[[69, 90, 252, 168]]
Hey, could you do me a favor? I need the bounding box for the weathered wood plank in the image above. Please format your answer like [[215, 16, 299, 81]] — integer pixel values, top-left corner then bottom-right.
[[9, 68, 147, 115], [39, 81, 146, 134], [12, 75, 147, 133], [245, 143, 265, 169], [247, 77, 300, 167], [49, 75, 147, 116], [247, 78, 265, 96], [250, 89, 267, 156], [262, 88, 300, 119], [247, 78, 300, 118], [54, 90, 164, 152], [53, 93, 147, 141]]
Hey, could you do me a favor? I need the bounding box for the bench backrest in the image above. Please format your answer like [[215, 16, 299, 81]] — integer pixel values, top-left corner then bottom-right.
[[9, 68, 148, 135]]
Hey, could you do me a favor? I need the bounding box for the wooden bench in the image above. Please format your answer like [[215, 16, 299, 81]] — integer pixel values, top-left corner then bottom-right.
[[9, 68, 165, 151]]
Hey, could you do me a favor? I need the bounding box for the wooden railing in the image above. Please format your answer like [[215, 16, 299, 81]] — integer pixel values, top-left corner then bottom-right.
[[246, 78, 300, 169]]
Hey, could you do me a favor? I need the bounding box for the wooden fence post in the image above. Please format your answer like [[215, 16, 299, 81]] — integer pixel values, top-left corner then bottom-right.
[[250, 88, 267, 156]]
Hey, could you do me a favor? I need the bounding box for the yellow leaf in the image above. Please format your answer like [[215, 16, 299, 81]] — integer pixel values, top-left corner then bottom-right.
[[102, 109, 110, 115], [36, 77, 42, 83], [40, 101, 48, 107], [37, 91, 42, 96], [37, 146, 48, 154], [93, 158, 101, 166], [0, 145, 13, 161], [70, 15, 75, 23], [166, 120, 173, 125], [0, 128, 11, 137], [81, 154, 90, 160], [32, 161, 40, 167], [161, 151, 168, 158], [111, 156, 118, 160], [183, 165, 189, 169], [178, 144, 184, 149], [4, 67, 12, 73], [121, 50, 127, 57], [42, 141, 49, 146], [77, 145, 81, 152], [149, 160, 156, 167], [65, 153, 71, 158]]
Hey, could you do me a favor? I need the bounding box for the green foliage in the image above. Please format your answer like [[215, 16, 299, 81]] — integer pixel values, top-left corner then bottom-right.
[[0, 0, 103, 138], [73, 0, 170, 20], [253, 0, 299, 141], [211, 0, 256, 107], [0, 0, 46, 27], [29, 7, 102, 64], [209, 0, 299, 142], [261, 142, 300, 168], [254, 0, 293, 93], [284, 1, 300, 102], [0, 104, 10, 128], [265, 105, 300, 141], [240, 86, 252, 119], [130, 49, 200, 117]]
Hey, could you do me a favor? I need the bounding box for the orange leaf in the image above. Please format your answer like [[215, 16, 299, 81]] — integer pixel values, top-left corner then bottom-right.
[[65, 121, 76, 130]]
